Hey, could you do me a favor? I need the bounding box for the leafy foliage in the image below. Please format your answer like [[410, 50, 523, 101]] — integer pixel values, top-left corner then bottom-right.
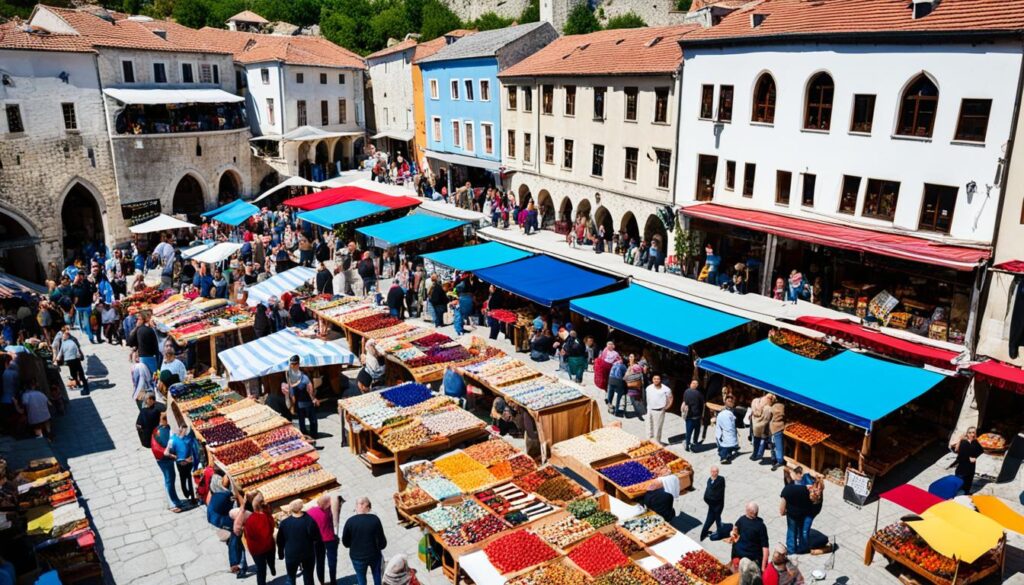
[[518, 0, 539, 23], [562, 2, 599, 35], [171, 0, 209, 28], [419, 0, 462, 41], [675, 0, 692, 11], [471, 11, 513, 31], [604, 11, 646, 29]]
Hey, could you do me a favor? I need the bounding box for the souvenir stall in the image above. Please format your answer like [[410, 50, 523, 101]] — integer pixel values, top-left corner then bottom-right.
[[295, 200, 393, 238], [203, 199, 259, 229], [284, 184, 421, 212], [968, 359, 1024, 481], [150, 294, 254, 372], [420, 242, 533, 280], [356, 214, 470, 262], [698, 335, 950, 481], [244, 266, 318, 307]]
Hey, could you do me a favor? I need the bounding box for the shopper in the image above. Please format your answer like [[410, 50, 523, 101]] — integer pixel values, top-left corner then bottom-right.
[[428, 275, 447, 328], [954, 426, 984, 494], [382, 554, 420, 585], [54, 326, 90, 395], [731, 502, 770, 573], [342, 497, 387, 585], [682, 380, 704, 452], [234, 492, 277, 585], [765, 394, 786, 471], [701, 466, 725, 541], [762, 543, 805, 585], [307, 494, 340, 585], [160, 346, 188, 384], [563, 330, 587, 384], [442, 365, 467, 404], [151, 412, 184, 513], [20, 384, 52, 439], [607, 358, 627, 416], [127, 311, 160, 374], [750, 394, 772, 463], [277, 499, 318, 585], [623, 355, 645, 421], [166, 426, 199, 503], [645, 374, 672, 444], [357, 341, 386, 393], [594, 341, 620, 392], [716, 397, 739, 464], [131, 352, 153, 409], [780, 474, 813, 554], [286, 355, 319, 440], [136, 392, 160, 447]]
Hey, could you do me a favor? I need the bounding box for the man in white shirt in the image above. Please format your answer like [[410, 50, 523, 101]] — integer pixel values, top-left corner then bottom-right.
[[645, 374, 672, 444], [153, 238, 175, 270], [159, 347, 188, 389]]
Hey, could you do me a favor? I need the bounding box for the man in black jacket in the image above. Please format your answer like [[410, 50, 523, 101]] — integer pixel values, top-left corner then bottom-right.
[[342, 497, 387, 585], [386, 281, 405, 320], [277, 499, 319, 585], [428, 275, 447, 328], [701, 465, 725, 541]]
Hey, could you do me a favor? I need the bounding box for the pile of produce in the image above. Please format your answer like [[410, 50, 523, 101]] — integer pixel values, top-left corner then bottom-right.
[[346, 314, 404, 333], [395, 486, 435, 510], [600, 461, 656, 489], [677, 550, 732, 584], [439, 513, 507, 547], [418, 499, 489, 532], [507, 560, 588, 585], [502, 377, 585, 411], [874, 523, 957, 579], [551, 427, 643, 465], [381, 383, 433, 408], [484, 530, 559, 574], [535, 515, 595, 549], [568, 533, 629, 576], [463, 439, 520, 467], [592, 564, 659, 585], [252, 464, 334, 503], [649, 564, 692, 585], [235, 454, 318, 488]]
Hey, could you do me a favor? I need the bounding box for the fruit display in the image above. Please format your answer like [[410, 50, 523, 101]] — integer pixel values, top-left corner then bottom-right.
[[621, 514, 675, 544], [784, 422, 830, 446], [552, 428, 644, 465], [515, 466, 562, 492], [170, 379, 222, 402], [568, 533, 629, 576], [600, 461, 657, 489], [418, 499, 490, 532], [484, 530, 559, 574], [396, 486, 435, 510], [464, 356, 543, 387], [606, 529, 643, 557], [768, 329, 835, 360], [434, 452, 486, 478], [439, 513, 508, 547], [304, 295, 360, 311], [676, 550, 732, 584], [592, 564, 659, 585], [405, 345, 474, 369], [488, 309, 519, 324], [236, 454, 317, 487], [874, 523, 957, 579], [649, 564, 694, 585], [509, 453, 539, 477], [251, 464, 335, 503], [502, 377, 586, 411], [381, 383, 434, 408], [583, 511, 618, 529], [200, 420, 246, 447], [627, 442, 660, 459], [211, 439, 262, 465], [507, 560, 588, 585], [535, 515, 595, 549], [463, 438, 521, 467], [364, 323, 417, 339], [411, 332, 453, 348], [567, 498, 599, 520], [252, 424, 304, 447], [979, 432, 1006, 451], [346, 314, 404, 333], [486, 461, 514, 481]]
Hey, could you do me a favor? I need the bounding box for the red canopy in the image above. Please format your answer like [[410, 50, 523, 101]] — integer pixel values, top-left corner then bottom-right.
[[284, 186, 420, 211], [971, 359, 1024, 394], [795, 316, 960, 370], [993, 260, 1024, 274], [681, 203, 990, 271], [880, 484, 943, 514]]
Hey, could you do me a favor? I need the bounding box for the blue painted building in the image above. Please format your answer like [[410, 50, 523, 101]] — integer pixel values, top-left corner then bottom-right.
[[417, 22, 557, 190]]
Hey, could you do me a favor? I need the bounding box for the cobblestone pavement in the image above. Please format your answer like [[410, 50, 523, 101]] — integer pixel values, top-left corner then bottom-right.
[[12, 319, 1024, 584]]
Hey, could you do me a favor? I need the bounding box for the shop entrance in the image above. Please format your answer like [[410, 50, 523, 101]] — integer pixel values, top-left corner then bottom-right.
[[696, 155, 718, 201], [172, 174, 206, 222], [217, 171, 241, 206], [537, 190, 555, 229], [0, 208, 42, 282], [621, 212, 640, 246], [61, 182, 105, 264]]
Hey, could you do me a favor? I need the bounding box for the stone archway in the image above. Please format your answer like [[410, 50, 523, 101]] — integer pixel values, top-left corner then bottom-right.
[[517, 184, 532, 208], [643, 213, 667, 247], [315, 141, 329, 165], [61, 182, 105, 264], [217, 170, 241, 206], [558, 197, 574, 224], [594, 206, 614, 238], [537, 190, 554, 229], [621, 211, 640, 245], [333, 140, 345, 167], [576, 199, 592, 222], [173, 174, 207, 222], [0, 207, 42, 282]]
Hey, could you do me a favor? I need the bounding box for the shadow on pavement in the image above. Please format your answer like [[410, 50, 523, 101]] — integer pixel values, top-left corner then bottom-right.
[[50, 396, 116, 459]]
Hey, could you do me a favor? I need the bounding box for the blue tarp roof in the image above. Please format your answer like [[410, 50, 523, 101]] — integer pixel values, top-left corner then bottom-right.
[[210, 201, 259, 226], [204, 198, 246, 218], [570, 285, 749, 355], [297, 201, 389, 229], [697, 339, 944, 430], [421, 242, 532, 272], [474, 255, 619, 307], [357, 214, 467, 247]]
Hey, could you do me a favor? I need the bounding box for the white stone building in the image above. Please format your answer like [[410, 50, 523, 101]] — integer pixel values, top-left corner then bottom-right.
[[673, 0, 1024, 347], [366, 38, 418, 161], [499, 26, 695, 250]]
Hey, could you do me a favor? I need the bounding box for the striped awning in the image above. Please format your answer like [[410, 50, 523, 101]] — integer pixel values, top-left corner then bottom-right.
[[218, 328, 357, 381], [0, 272, 47, 299], [245, 266, 317, 307]]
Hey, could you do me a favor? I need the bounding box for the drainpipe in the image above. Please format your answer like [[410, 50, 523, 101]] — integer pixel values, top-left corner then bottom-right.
[[670, 67, 683, 207]]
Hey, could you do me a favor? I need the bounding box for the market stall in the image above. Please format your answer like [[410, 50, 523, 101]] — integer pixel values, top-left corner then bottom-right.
[[191, 242, 243, 265], [296, 200, 391, 229], [244, 266, 317, 307], [356, 214, 469, 253], [204, 199, 259, 226], [284, 184, 421, 211], [421, 242, 533, 273], [698, 335, 947, 478], [216, 326, 357, 381], [127, 213, 195, 234], [151, 294, 254, 371]]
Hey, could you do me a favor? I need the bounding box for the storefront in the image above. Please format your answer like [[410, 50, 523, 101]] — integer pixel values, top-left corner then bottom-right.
[[425, 150, 504, 193]]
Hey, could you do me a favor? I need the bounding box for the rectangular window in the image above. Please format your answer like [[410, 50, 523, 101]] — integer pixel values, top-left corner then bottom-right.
[[122, 60, 135, 83], [919, 184, 958, 233], [465, 122, 474, 152], [507, 130, 516, 158], [213, 64, 219, 84], [450, 80, 459, 100], [776, 170, 792, 205], [320, 73, 327, 84], [743, 163, 756, 197], [432, 117, 441, 142], [839, 175, 861, 214], [700, 84, 714, 119], [339, 73, 346, 84], [523, 87, 533, 112], [655, 149, 671, 189], [296, 72, 304, 83], [181, 63, 194, 83], [153, 63, 167, 83], [654, 87, 669, 123], [544, 136, 554, 164], [507, 85, 517, 110], [235, 70, 244, 90], [267, 98, 275, 125], [592, 144, 604, 177], [563, 139, 574, 169], [624, 87, 638, 122], [482, 123, 493, 154], [453, 120, 461, 147], [593, 87, 605, 119], [564, 86, 576, 116], [850, 94, 875, 133], [464, 79, 474, 101], [5, 104, 22, 133], [542, 85, 553, 115], [261, 68, 269, 85], [955, 99, 992, 142], [200, 64, 214, 84], [717, 85, 734, 122], [61, 103, 77, 130], [862, 179, 901, 221], [523, 133, 532, 162], [624, 147, 638, 181], [430, 79, 439, 99], [297, 100, 307, 126], [725, 161, 735, 190], [480, 80, 490, 101], [696, 155, 718, 201], [801, 173, 816, 207], [338, 99, 347, 124], [321, 100, 329, 126]]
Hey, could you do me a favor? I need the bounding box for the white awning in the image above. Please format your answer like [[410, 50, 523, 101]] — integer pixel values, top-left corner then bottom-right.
[[253, 176, 325, 202], [103, 87, 244, 105], [275, 125, 365, 142], [345, 178, 416, 198], [425, 150, 502, 171], [192, 242, 242, 264], [371, 130, 414, 142], [128, 214, 195, 234], [181, 243, 214, 259]]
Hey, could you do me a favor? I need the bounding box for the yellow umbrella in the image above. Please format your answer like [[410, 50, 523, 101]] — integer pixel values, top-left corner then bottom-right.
[[905, 501, 1004, 563], [972, 495, 1024, 535]]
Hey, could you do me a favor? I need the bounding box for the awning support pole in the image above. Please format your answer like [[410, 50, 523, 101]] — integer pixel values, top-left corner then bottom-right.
[[760, 234, 778, 296], [965, 264, 987, 358]]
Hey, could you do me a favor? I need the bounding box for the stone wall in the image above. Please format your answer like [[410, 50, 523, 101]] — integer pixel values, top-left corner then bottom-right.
[[448, 0, 688, 32]]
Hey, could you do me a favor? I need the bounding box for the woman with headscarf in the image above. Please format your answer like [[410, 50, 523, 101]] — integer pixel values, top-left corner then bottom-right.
[[593, 341, 620, 392], [382, 554, 420, 585], [357, 341, 385, 393]]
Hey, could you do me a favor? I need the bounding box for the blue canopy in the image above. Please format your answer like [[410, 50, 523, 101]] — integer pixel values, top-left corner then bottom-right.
[[697, 339, 944, 430], [570, 285, 749, 355], [298, 200, 389, 229], [204, 198, 246, 218], [210, 201, 259, 226], [357, 214, 467, 247], [474, 255, 619, 307], [421, 242, 532, 272]]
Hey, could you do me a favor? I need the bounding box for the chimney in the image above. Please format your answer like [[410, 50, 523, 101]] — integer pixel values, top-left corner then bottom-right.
[[153, 29, 167, 39], [750, 13, 767, 27], [912, 0, 939, 19]]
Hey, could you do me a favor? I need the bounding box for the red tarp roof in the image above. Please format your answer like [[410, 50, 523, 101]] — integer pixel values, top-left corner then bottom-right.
[[284, 186, 421, 211], [795, 317, 960, 370], [993, 260, 1024, 274], [680, 203, 990, 271], [971, 360, 1024, 394], [880, 484, 943, 515]]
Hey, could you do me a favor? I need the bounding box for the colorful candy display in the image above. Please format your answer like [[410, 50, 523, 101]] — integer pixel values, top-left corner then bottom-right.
[[535, 515, 595, 549], [600, 461, 657, 488], [677, 550, 732, 584], [507, 560, 588, 585], [381, 383, 433, 408], [484, 530, 559, 574], [568, 533, 629, 576], [621, 514, 675, 544], [502, 377, 585, 411], [592, 564, 659, 585]]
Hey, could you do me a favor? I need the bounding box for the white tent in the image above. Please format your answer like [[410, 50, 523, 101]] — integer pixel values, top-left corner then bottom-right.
[[181, 243, 214, 259], [253, 176, 324, 203], [128, 214, 195, 234], [192, 242, 242, 264]]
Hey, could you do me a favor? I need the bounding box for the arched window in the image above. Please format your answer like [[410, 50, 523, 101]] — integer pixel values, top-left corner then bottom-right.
[[804, 72, 834, 130], [897, 74, 939, 138], [752, 73, 776, 124]]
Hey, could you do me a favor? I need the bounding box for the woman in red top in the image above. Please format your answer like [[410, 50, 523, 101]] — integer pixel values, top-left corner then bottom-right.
[[233, 492, 277, 585]]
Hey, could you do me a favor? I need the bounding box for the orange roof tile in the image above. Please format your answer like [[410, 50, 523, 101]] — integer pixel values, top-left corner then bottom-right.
[[366, 38, 417, 61], [0, 19, 95, 53], [499, 25, 697, 78], [227, 10, 269, 24], [200, 27, 365, 69], [37, 6, 227, 53], [412, 30, 474, 62], [685, 0, 1024, 44]]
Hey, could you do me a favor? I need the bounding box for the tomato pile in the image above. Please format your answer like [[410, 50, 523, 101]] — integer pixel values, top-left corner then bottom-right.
[[568, 533, 629, 576], [677, 551, 731, 584], [484, 530, 559, 574]]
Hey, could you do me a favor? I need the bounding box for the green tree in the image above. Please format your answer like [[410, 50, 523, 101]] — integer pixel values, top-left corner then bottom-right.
[[472, 11, 513, 31], [0, 0, 34, 19], [321, 9, 364, 52], [141, 0, 175, 19], [518, 0, 539, 23], [286, 0, 324, 26], [173, 0, 210, 29], [419, 0, 462, 41], [675, 0, 692, 11], [404, 0, 426, 31], [604, 11, 646, 29], [562, 3, 599, 35], [204, 0, 246, 28], [370, 3, 413, 50]]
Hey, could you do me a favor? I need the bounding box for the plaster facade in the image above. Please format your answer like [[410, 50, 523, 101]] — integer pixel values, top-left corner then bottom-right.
[[367, 47, 416, 154]]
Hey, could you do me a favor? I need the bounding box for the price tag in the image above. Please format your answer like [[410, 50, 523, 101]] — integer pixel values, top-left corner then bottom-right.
[[843, 467, 873, 508]]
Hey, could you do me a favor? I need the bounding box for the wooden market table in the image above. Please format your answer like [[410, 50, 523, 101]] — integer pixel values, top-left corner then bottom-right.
[[864, 533, 1005, 585], [170, 323, 253, 375], [384, 354, 447, 385]]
